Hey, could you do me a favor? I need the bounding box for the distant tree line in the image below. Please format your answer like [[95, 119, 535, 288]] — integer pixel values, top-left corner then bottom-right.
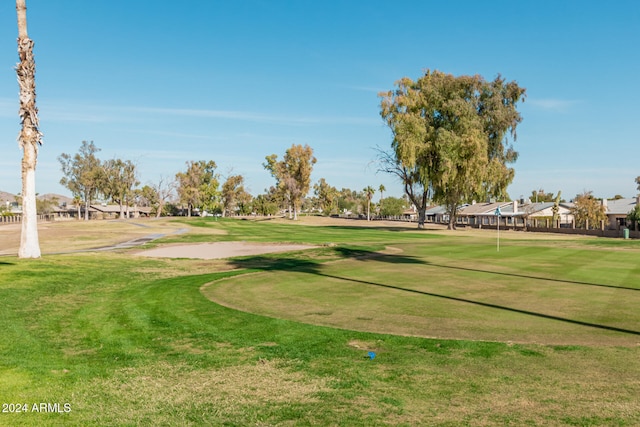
[[56, 141, 402, 220]]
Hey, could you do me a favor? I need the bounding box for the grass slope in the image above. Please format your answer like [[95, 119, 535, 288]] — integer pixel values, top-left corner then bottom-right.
[[0, 218, 639, 426]]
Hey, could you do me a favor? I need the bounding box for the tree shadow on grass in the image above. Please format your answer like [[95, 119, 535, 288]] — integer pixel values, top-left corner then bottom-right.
[[421, 262, 640, 292], [0, 261, 15, 266], [228, 247, 640, 338], [319, 273, 640, 337], [332, 247, 430, 264], [325, 224, 417, 232], [229, 246, 429, 273]]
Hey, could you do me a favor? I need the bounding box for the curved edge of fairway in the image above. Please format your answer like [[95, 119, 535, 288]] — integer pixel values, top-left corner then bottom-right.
[[200, 255, 640, 348]]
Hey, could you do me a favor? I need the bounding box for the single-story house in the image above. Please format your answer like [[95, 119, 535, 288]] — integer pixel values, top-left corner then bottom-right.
[[457, 202, 509, 227], [602, 197, 639, 230], [456, 200, 574, 229], [424, 205, 448, 223], [90, 204, 152, 219]]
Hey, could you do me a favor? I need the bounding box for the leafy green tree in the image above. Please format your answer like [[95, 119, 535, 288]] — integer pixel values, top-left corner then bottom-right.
[[635, 176, 640, 193], [335, 188, 364, 215], [379, 196, 405, 217], [137, 183, 170, 217], [379, 70, 526, 229], [221, 174, 251, 217], [264, 155, 292, 217], [138, 185, 156, 208], [530, 189, 553, 203], [571, 191, 607, 229], [59, 141, 103, 220], [627, 204, 640, 230], [313, 178, 338, 215], [36, 195, 57, 215], [236, 190, 253, 215], [101, 158, 139, 218], [252, 193, 278, 216], [264, 144, 316, 220], [176, 160, 219, 217]]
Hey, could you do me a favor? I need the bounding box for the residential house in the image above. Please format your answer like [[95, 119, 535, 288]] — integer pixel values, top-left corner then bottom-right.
[[457, 201, 510, 227], [602, 197, 639, 230], [424, 205, 448, 223], [90, 204, 152, 219], [518, 201, 574, 228], [456, 200, 574, 229]]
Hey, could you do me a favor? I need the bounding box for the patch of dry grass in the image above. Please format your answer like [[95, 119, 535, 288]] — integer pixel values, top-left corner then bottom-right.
[[0, 217, 238, 256], [74, 359, 331, 425]]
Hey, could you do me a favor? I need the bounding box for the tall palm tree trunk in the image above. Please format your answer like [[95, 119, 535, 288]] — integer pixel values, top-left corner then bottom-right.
[[16, 0, 42, 258]]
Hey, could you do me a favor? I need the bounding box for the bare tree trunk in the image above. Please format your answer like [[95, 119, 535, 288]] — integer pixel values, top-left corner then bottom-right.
[[16, 0, 42, 258], [84, 197, 90, 220], [446, 204, 457, 230], [417, 208, 426, 228]]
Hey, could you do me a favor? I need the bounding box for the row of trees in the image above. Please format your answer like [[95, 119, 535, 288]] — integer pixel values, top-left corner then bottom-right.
[[56, 141, 403, 219], [312, 181, 405, 218], [60, 135, 632, 228], [58, 141, 140, 220]]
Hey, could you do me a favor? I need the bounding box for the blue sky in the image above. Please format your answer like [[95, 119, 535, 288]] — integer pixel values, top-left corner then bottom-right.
[[1, 1, 639, 201]]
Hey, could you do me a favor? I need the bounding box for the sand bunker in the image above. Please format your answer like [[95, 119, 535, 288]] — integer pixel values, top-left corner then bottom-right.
[[136, 241, 316, 260]]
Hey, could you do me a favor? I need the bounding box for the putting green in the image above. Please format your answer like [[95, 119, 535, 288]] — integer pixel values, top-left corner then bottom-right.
[[202, 242, 640, 347]]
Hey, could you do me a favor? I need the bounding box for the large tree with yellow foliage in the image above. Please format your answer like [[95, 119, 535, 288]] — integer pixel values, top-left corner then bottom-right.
[[264, 144, 316, 220]]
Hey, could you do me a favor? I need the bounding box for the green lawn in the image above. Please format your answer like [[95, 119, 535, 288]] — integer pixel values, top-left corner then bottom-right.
[[0, 218, 639, 426]]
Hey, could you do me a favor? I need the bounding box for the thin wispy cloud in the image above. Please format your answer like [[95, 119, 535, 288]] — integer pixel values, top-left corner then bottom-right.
[[129, 106, 378, 126], [15, 100, 378, 127], [528, 98, 581, 113], [124, 128, 220, 140]]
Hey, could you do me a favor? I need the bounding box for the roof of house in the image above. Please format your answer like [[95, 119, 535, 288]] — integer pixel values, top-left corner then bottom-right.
[[89, 204, 152, 214], [424, 205, 448, 215], [604, 198, 638, 215], [456, 201, 573, 217], [515, 202, 555, 215], [90, 204, 123, 213], [459, 202, 509, 216]]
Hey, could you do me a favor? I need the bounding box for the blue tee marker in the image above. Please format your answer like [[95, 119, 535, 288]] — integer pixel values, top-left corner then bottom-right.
[[368, 351, 376, 360]]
